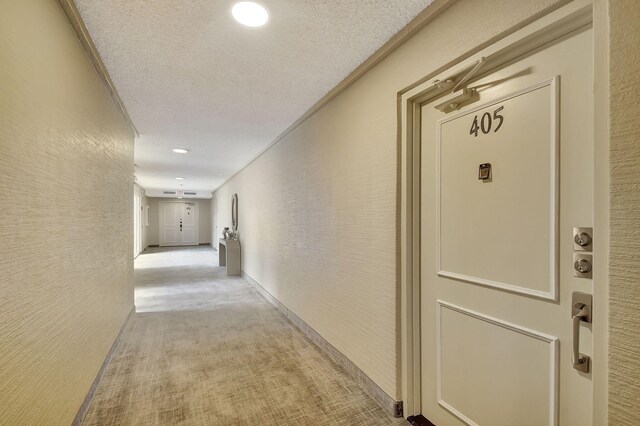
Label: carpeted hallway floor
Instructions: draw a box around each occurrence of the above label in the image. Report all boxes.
[82,246,407,425]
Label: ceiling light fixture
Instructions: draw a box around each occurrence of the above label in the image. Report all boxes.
[172,148,190,154]
[232,2,269,27]
[176,177,185,180]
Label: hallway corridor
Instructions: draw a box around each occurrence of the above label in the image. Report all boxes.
[81,247,405,425]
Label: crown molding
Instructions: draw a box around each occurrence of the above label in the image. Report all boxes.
[214,0,457,192]
[57,0,139,137]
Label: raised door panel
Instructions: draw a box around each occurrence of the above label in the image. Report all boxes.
[437,81,557,299]
[160,203,180,246]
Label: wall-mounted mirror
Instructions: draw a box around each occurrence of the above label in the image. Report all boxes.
[231,193,238,232]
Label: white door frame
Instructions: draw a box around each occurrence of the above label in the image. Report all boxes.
[399,2,609,422]
[159,200,200,246]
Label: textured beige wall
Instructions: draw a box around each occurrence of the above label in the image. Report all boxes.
[608,1,640,424]
[145,198,212,246]
[214,0,566,399]
[198,199,212,244]
[0,1,135,424]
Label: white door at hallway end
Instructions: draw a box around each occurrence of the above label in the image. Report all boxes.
[159,201,199,247]
[418,24,595,426]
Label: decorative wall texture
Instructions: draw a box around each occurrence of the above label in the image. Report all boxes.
[198,200,212,245]
[0,1,135,424]
[213,0,566,399]
[608,1,640,424]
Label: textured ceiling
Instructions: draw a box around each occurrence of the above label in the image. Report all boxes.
[74,0,434,198]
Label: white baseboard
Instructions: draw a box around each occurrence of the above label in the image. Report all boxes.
[241,271,403,418]
[72,308,134,425]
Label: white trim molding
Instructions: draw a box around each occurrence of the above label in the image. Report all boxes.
[72,308,134,426]
[241,272,404,418]
[57,0,138,137]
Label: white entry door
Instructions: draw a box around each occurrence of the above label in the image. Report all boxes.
[159,202,199,247]
[419,26,594,425]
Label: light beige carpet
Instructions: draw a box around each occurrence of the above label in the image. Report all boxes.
[82,246,406,425]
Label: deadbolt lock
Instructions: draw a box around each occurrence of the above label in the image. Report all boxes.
[574,232,591,247]
[573,254,593,278]
[573,227,593,251]
[575,258,592,273]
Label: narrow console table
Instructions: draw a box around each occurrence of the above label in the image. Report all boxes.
[218,238,241,276]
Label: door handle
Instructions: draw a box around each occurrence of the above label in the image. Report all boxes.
[180,220,183,232]
[572,306,589,371]
[571,292,592,373]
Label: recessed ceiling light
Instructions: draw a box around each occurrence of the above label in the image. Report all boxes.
[176,177,185,180]
[232,2,269,27]
[172,148,190,154]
